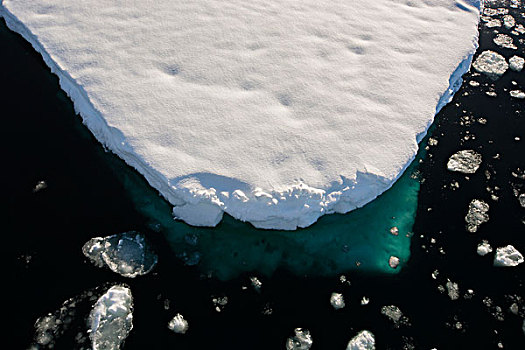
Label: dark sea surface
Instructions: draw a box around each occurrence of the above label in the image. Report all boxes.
[4,1,524,349]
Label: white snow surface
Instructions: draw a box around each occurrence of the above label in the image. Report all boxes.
[347,330,375,350]
[0,0,481,229]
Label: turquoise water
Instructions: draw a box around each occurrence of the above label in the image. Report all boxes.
[115,142,427,280]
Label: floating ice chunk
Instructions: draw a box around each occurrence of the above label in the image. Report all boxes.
[503,15,515,29]
[465,199,489,233]
[446,280,460,300]
[493,34,517,49]
[519,194,525,208]
[381,305,410,328]
[361,296,370,306]
[32,180,47,193]
[212,296,228,312]
[477,241,493,256]
[485,19,501,28]
[330,293,345,310]
[473,51,508,79]
[82,231,157,278]
[346,330,375,350]
[286,328,313,350]
[514,24,525,35]
[447,150,482,174]
[510,90,525,99]
[494,245,524,267]
[250,276,262,291]
[167,314,189,334]
[509,56,524,72]
[89,286,133,350]
[389,256,400,269]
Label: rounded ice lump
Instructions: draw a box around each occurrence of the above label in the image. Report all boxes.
[346,330,375,350]
[82,231,157,278]
[0,0,481,229]
[447,150,482,174]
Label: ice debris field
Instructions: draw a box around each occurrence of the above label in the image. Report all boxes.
[1,0,481,230]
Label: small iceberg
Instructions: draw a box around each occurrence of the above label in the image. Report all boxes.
[509,56,524,71]
[82,231,157,278]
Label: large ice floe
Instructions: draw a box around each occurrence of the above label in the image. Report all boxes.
[1,0,481,229]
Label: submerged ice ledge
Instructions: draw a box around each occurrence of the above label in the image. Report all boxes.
[1,1,481,230]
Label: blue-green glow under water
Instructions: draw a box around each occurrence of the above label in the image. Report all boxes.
[118,141,428,280]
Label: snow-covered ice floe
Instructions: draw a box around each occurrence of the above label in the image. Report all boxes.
[82,231,157,278]
[89,286,133,350]
[447,150,482,174]
[167,313,189,334]
[0,0,481,229]
[465,199,489,233]
[472,51,508,79]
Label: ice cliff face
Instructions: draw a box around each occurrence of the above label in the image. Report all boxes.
[0,0,481,229]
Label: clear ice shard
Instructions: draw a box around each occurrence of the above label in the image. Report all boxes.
[82,231,157,278]
[89,286,133,350]
[0,0,481,229]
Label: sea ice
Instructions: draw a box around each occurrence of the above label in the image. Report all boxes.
[346,330,375,350]
[509,56,524,72]
[447,150,482,174]
[477,240,493,256]
[167,314,189,334]
[446,280,460,300]
[519,193,525,208]
[388,256,400,269]
[493,245,524,267]
[89,286,133,350]
[0,0,482,229]
[381,305,410,327]
[472,51,508,79]
[502,15,515,29]
[82,231,157,278]
[485,19,501,28]
[286,328,313,350]
[330,292,345,310]
[493,34,517,50]
[465,199,489,233]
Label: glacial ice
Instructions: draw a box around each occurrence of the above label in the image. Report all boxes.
[473,51,508,79]
[346,330,375,350]
[167,314,189,334]
[465,199,489,233]
[509,56,524,72]
[0,0,481,229]
[493,245,524,267]
[89,286,133,350]
[447,150,482,174]
[82,231,157,278]
[286,328,313,350]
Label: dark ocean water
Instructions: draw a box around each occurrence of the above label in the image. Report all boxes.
[4,1,524,349]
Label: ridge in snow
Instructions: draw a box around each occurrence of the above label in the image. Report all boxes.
[1,0,481,229]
